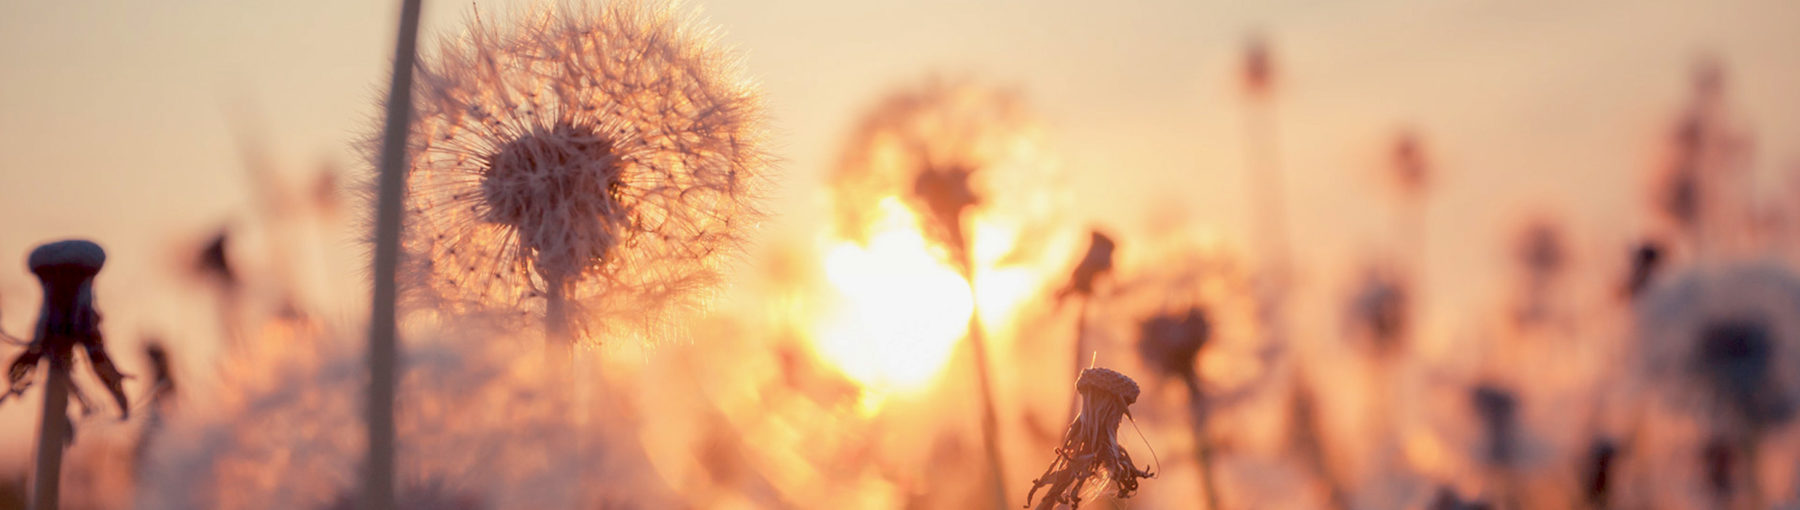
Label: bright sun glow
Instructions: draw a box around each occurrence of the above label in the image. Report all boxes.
[814,198,973,393]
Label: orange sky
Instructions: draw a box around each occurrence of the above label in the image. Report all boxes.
[2,0,1799,461]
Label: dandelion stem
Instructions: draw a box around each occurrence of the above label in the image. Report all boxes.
[1065,297,1089,427]
[29,356,69,510]
[962,260,1010,509]
[1181,372,1223,510]
[544,276,572,353]
[365,0,424,508]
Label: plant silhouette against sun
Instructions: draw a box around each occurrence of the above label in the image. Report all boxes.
[395,2,769,349]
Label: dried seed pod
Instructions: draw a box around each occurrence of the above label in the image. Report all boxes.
[1026,367,1154,510]
[4,240,129,419]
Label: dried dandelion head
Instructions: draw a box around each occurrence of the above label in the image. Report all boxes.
[1059,230,1116,301]
[1637,261,1800,432]
[3,240,130,418]
[394,2,769,344]
[1026,367,1154,510]
[830,77,1044,271]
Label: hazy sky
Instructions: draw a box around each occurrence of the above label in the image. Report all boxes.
[1,0,1798,439]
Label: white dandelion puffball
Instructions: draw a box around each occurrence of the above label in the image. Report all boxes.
[395,2,770,344]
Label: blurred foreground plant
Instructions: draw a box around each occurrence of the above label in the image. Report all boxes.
[1,240,129,510]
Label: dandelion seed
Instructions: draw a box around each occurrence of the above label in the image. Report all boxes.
[1026,367,1154,510]
[393,2,769,347]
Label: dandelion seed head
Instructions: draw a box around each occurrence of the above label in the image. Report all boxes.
[1637,261,1800,430]
[829,77,1048,265]
[29,239,106,281]
[389,1,770,344]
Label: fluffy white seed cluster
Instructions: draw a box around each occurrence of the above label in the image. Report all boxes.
[395,1,769,344]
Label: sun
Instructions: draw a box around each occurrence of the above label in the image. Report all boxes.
[813,197,974,394]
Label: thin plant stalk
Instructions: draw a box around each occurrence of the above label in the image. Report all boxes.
[1066,297,1090,426]
[1180,372,1223,510]
[29,356,69,510]
[364,0,424,508]
[1242,86,1291,285]
[961,257,1010,510]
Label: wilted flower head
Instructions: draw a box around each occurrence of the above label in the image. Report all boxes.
[829,77,1046,269]
[1026,367,1154,510]
[1636,261,1800,431]
[395,2,769,344]
[1059,230,1116,301]
[2,239,129,419]
[193,228,237,289]
[1135,306,1209,381]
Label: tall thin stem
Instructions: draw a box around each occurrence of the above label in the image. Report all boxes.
[963,257,1010,509]
[1243,96,1291,283]
[365,0,424,509]
[1065,297,1090,427]
[544,276,573,355]
[1182,373,1223,510]
[29,356,69,510]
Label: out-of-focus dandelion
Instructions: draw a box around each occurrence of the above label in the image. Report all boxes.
[1651,56,1750,255]
[1240,32,1274,99]
[1636,260,1800,507]
[0,240,129,510]
[1390,130,1431,201]
[1060,231,1116,423]
[1624,240,1664,300]
[1135,306,1222,510]
[1470,384,1519,468]
[1512,218,1568,326]
[1347,263,1411,356]
[396,2,769,350]
[1026,367,1154,510]
[1235,30,1292,294]
[830,77,1044,506]
[1057,231,1115,303]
